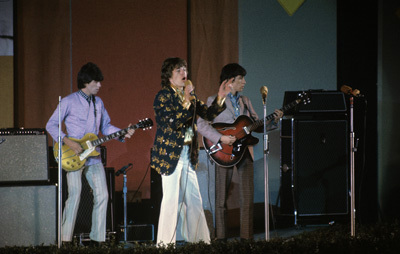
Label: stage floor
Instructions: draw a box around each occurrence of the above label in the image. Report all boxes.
[224,224,329,241]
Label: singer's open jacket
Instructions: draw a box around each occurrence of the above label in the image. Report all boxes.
[150,85,226,176]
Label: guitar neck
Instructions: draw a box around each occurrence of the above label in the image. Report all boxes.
[91,125,137,147]
[248,99,301,132]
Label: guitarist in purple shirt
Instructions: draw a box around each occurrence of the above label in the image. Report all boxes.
[197,63,283,241]
[46,62,135,246]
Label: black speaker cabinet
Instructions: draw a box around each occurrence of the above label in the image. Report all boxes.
[0,184,57,247]
[61,167,115,236]
[0,129,49,182]
[283,90,347,116]
[280,119,349,218]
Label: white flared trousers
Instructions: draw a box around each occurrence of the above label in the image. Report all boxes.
[157,146,210,245]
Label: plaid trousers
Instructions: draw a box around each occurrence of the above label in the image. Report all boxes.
[215,149,254,239]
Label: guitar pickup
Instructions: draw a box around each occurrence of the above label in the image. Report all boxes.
[79,148,94,161]
[243,126,250,135]
[208,142,222,155]
[79,140,95,161]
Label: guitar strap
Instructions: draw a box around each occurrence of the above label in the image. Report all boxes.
[241,96,255,122]
[90,96,99,135]
[240,96,256,161]
[92,96,96,118]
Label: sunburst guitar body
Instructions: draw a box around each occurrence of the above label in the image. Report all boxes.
[203,92,310,167]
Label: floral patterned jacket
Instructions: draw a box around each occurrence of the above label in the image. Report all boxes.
[150,85,226,176]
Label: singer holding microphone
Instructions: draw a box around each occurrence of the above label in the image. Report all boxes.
[197,63,283,241]
[150,57,232,245]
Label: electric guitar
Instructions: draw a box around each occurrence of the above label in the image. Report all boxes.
[202,92,310,167]
[54,118,153,171]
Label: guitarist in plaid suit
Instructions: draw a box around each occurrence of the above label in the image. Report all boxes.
[197,63,283,241]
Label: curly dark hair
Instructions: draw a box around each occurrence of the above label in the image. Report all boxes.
[219,63,247,84]
[77,62,104,89]
[160,57,187,87]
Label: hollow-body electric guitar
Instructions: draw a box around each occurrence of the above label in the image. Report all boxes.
[54,118,153,171]
[202,92,310,167]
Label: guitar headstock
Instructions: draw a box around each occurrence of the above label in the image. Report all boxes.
[136,118,153,130]
[296,91,311,105]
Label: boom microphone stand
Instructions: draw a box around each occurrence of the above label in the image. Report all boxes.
[115,163,133,248]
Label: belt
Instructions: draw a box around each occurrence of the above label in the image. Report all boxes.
[183,140,192,146]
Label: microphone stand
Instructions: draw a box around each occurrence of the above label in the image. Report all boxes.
[262,97,270,241]
[57,96,62,248]
[118,164,134,248]
[350,97,356,236]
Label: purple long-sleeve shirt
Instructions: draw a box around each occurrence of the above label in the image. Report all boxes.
[46,91,120,166]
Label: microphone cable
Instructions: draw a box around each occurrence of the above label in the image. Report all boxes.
[169,85,199,244]
[126,162,151,203]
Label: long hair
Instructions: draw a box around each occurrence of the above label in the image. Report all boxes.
[160,57,187,87]
[77,62,104,89]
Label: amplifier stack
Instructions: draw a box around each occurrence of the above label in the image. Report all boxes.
[0,128,56,247]
[279,90,350,226]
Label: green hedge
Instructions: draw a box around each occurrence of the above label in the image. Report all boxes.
[1,222,399,254]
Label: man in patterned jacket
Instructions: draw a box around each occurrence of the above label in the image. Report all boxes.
[150,57,232,245]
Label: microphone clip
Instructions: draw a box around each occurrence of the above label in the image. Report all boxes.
[115,163,133,176]
[340,85,364,97]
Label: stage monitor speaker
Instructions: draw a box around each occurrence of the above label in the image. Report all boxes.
[0,129,49,182]
[61,167,115,235]
[280,119,349,216]
[0,185,57,247]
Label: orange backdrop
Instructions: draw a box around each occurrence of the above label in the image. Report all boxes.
[15,0,237,198]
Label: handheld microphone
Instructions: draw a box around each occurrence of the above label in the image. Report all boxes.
[260,86,268,104]
[184,80,196,96]
[115,163,133,176]
[184,80,196,101]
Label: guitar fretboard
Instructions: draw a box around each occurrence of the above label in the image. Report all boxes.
[91,125,137,146]
[248,99,301,132]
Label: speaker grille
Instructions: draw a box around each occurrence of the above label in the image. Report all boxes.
[280,119,349,216]
[0,130,49,182]
[0,185,57,247]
